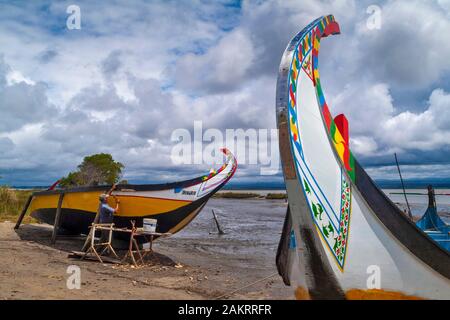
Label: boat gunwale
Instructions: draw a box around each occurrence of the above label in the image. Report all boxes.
[31,151,237,197]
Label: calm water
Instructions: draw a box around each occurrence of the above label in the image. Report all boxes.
[163,188,449,262]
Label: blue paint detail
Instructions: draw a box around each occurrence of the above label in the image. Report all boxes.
[174,187,183,193]
[296,159,339,232]
[289,230,297,249]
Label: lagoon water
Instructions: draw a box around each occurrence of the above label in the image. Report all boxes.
[158,188,449,295]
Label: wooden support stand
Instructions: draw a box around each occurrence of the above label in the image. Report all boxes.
[82,223,119,263]
[51,193,65,244]
[14,195,33,230]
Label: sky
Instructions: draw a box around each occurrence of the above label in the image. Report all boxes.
[0,0,450,186]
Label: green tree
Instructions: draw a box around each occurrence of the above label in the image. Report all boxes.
[60,153,124,188]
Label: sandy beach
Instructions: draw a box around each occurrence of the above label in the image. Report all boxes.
[1,189,448,300]
[0,198,293,300]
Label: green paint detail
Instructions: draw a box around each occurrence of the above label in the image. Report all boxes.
[303,179,311,194]
[312,203,323,220]
[348,151,356,183]
[327,223,334,235]
[330,120,337,143]
[322,225,329,238]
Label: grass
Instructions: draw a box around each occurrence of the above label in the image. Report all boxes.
[265,193,287,200]
[0,187,36,223]
[213,192,287,200]
[213,192,262,199]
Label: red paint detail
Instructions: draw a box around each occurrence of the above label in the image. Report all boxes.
[322,103,332,130]
[334,114,349,145]
[47,180,60,191]
[322,21,340,38]
[334,114,352,172]
[289,85,296,105]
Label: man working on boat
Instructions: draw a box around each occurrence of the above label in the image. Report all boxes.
[99,194,120,224]
[99,185,120,242]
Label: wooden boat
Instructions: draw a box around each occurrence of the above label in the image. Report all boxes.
[275,15,450,299]
[416,188,450,251]
[15,148,237,235]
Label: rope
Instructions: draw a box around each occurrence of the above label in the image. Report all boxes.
[214,272,279,300]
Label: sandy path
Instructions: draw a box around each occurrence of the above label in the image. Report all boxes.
[0,222,293,300]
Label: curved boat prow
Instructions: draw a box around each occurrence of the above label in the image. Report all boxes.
[276,15,450,299]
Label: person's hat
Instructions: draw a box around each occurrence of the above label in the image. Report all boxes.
[99,194,108,202]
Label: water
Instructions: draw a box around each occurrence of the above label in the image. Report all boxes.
[163,198,287,268]
[161,188,449,270]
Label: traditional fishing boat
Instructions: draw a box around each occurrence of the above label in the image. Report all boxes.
[276,15,450,299]
[15,148,237,235]
[416,187,450,251]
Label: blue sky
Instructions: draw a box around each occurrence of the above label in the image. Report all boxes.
[0,0,450,186]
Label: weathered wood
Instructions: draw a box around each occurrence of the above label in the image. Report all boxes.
[51,193,65,244]
[212,209,225,235]
[14,195,33,230]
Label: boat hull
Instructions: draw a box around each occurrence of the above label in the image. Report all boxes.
[31,195,208,235]
[275,15,450,299]
[22,148,237,237]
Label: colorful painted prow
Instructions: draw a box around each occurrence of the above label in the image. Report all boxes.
[276,15,450,299]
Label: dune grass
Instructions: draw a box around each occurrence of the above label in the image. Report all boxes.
[213,191,287,200]
[265,193,287,200]
[0,187,36,223]
[213,192,262,199]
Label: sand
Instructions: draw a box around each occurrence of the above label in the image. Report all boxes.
[0,221,293,300]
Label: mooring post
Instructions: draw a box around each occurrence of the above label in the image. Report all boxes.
[14,195,33,230]
[212,209,225,235]
[51,192,65,244]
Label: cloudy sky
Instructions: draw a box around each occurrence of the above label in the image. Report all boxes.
[0,0,449,186]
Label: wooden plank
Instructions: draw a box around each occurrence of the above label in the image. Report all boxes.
[51,193,65,244]
[14,195,33,230]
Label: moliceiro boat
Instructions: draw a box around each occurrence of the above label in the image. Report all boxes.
[416,187,450,252]
[15,148,237,235]
[275,15,450,299]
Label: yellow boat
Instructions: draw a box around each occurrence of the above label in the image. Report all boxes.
[15,148,237,235]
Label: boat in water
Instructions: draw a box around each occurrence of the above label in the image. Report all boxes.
[416,187,450,251]
[15,148,237,235]
[275,15,450,299]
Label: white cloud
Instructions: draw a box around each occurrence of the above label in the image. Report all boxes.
[0,0,450,185]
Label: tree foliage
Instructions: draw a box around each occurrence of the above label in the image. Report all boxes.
[60,153,124,188]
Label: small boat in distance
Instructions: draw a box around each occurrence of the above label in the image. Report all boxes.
[416,186,450,251]
[15,148,237,236]
[275,15,450,299]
